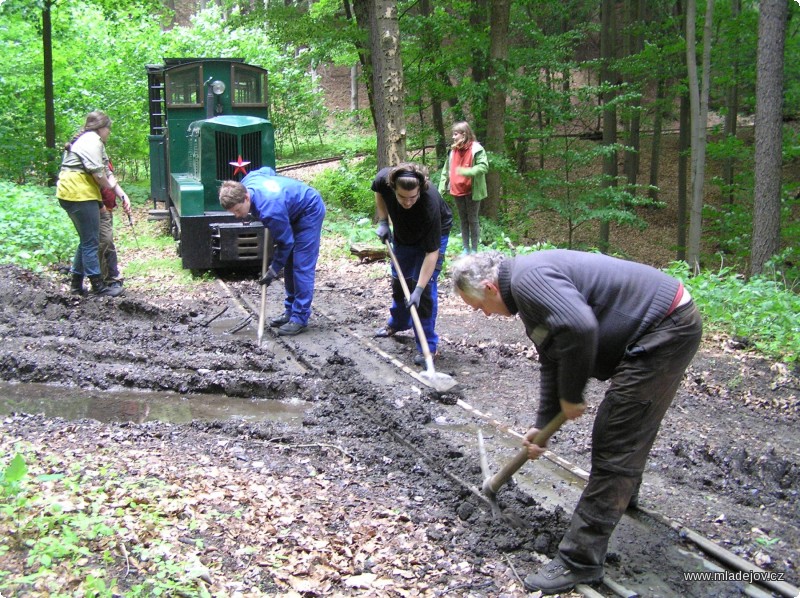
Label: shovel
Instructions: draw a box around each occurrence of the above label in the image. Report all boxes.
[383,240,458,393]
[257,230,270,346]
[481,411,568,500]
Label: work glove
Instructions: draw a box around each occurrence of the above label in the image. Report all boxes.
[376,219,392,243]
[405,285,424,310]
[258,267,278,286]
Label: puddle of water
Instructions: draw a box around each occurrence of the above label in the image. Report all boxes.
[0,381,309,425]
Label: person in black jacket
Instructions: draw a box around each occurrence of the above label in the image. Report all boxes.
[451,249,703,595]
[372,163,453,366]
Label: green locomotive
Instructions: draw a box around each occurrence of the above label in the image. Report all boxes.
[147,58,276,270]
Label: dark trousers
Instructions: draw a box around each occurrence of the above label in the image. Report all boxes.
[386,234,449,354]
[452,194,480,254]
[559,302,703,570]
[59,199,101,278]
[99,210,120,282]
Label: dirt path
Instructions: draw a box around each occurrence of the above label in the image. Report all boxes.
[0,237,798,596]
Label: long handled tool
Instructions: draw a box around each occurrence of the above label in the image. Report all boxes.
[481,411,568,500]
[126,212,141,249]
[384,240,458,393]
[257,232,270,346]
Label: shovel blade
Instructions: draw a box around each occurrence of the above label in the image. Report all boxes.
[419,369,458,393]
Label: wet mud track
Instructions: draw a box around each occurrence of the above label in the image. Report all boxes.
[1,261,799,596]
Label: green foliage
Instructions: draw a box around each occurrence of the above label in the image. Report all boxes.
[309,154,378,216]
[0,182,75,271]
[0,447,213,597]
[665,261,800,364]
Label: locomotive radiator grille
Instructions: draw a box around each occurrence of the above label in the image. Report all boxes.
[240,132,263,172]
[215,131,239,181]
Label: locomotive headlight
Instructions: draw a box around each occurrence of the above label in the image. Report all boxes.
[211,80,226,95]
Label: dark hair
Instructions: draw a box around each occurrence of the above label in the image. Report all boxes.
[387,162,429,192]
[64,110,112,151]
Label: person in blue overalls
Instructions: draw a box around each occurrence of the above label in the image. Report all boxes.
[219,167,326,336]
[372,162,453,366]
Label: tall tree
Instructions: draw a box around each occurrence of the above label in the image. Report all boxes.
[43,0,56,184]
[750,0,787,277]
[353,0,406,167]
[598,0,617,252]
[685,0,713,271]
[483,0,510,220]
[722,0,741,205]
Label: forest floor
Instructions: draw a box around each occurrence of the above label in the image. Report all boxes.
[1,67,799,597]
[0,221,798,596]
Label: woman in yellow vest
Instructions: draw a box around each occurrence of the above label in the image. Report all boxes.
[56,111,128,297]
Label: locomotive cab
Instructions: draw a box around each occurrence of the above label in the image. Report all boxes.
[147,58,276,270]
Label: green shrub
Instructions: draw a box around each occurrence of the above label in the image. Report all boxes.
[666,261,800,364]
[310,153,377,216]
[0,182,75,272]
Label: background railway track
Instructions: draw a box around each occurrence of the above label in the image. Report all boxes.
[218,272,800,598]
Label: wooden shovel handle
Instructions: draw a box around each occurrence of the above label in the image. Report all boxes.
[384,240,435,367]
[483,411,568,496]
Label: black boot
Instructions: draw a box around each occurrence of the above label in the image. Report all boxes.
[70,274,86,296]
[89,275,124,297]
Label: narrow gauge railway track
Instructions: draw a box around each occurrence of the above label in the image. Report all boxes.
[217,276,799,598]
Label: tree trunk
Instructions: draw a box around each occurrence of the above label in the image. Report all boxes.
[722,0,740,205]
[43,1,56,185]
[686,0,714,271]
[648,79,665,203]
[750,0,786,277]
[347,0,377,130]
[353,0,406,168]
[677,91,690,262]
[623,0,645,191]
[420,0,447,162]
[599,0,617,253]
[350,64,359,112]
[483,0,510,221]
[470,0,489,140]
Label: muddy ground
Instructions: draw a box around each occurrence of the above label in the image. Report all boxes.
[0,234,799,596]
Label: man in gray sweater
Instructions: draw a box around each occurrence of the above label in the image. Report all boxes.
[451,250,702,595]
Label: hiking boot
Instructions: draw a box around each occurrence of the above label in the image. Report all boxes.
[374,325,397,338]
[70,274,87,296]
[523,556,603,595]
[89,275,124,298]
[277,321,306,336]
[413,351,438,367]
[269,313,291,328]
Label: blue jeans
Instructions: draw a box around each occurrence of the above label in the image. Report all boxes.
[386,234,450,354]
[59,199,101,278]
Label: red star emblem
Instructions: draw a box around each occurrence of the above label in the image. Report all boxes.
[229,155,251,177]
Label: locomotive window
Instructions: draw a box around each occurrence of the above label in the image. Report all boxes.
[166,64,203,107]
[232,65,268,107]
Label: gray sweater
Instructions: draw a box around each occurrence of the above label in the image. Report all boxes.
[497,250,680,428]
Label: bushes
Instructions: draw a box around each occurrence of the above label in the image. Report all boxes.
[666,261,800,364]
[0,182,75,272]
[309,154,377,216]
